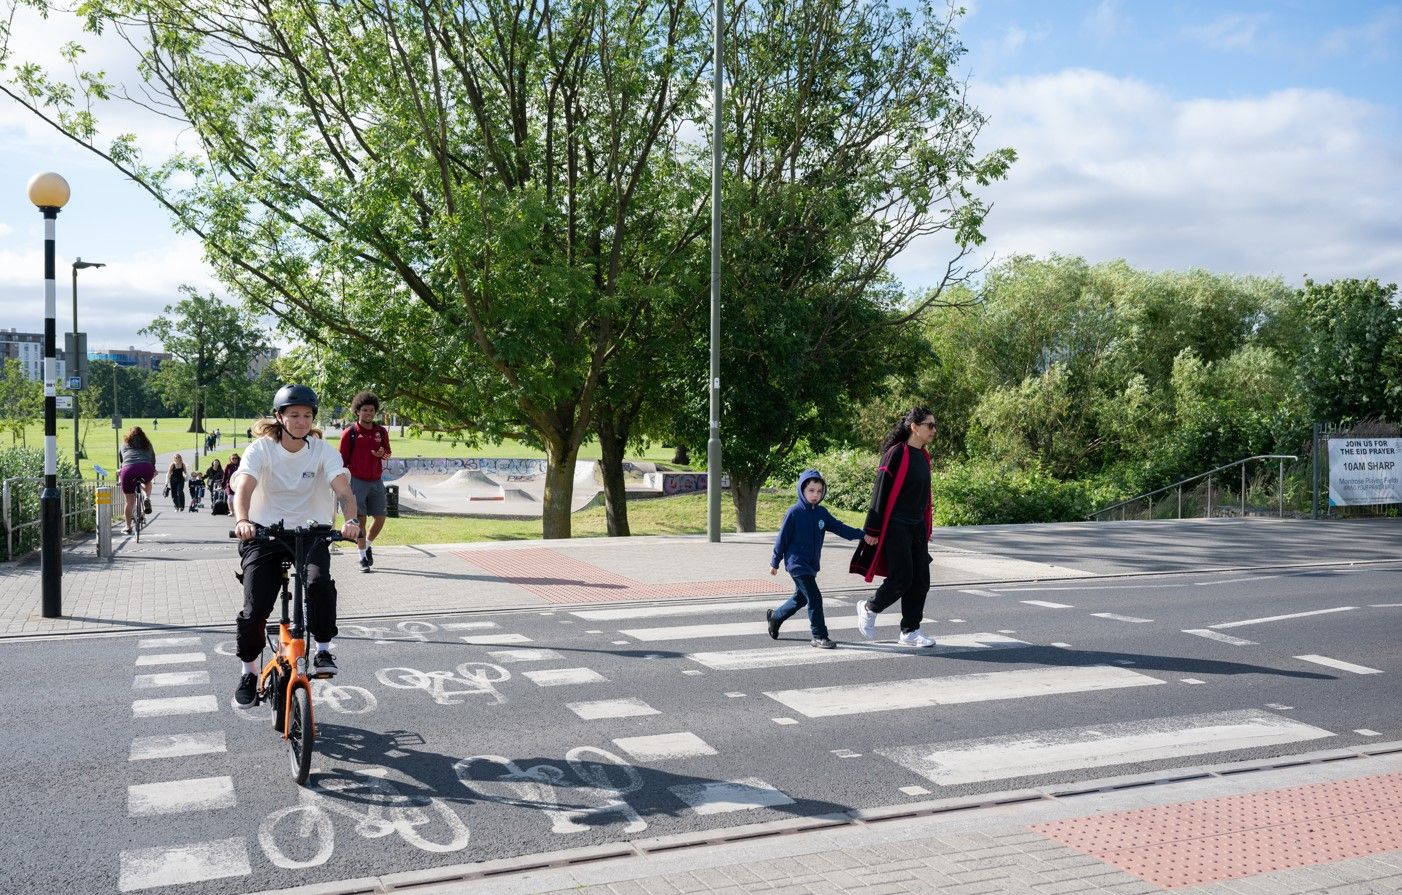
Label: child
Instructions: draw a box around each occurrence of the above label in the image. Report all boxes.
[767,469,864,648]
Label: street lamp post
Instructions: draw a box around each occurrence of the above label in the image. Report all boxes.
[28,171,71,618]
[707,0,724,542]
[72,258,105,475]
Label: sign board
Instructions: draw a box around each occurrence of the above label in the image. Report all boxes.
[67,376,82,390]
[56,395,74,410]
[1328,437,1402,506]
[112,415,122,430]
[63,332,89,380]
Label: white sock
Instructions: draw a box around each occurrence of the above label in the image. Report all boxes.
[359,547,367,557]
[242,660,258,674]
[316,641,332,654]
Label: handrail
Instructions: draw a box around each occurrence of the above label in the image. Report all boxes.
[1088,454,1299,521]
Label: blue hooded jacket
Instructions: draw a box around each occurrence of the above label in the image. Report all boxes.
[770,469,865,578]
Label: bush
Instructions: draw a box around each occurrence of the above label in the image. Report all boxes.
[0,446,81,560]
[778,447,878,513]
[932,458,1109,525]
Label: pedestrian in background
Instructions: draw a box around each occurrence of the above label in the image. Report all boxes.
[767,469,865,648]
[338,391,392,571]
[222,452,241,498]
[167,454,188,512]
[855,407,937,647]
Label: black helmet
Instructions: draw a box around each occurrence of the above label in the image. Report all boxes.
[272,383,319,414]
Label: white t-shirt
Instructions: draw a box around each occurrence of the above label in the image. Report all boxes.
[232,435,349,527]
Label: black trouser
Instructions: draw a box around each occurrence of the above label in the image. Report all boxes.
[868,519,931,633]
[235,538,339,662]
[170,478,185,510]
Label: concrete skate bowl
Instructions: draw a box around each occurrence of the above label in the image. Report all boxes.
[383,457,696,519]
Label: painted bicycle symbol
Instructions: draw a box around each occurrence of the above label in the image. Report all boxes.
[339,620,441,643]
[456,746,646,835]
[258,769,470,868]
[375,662,511,706]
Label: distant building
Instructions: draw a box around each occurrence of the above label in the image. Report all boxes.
[90,346,170,371]
[0,329,67,381]
[248,347,280,378]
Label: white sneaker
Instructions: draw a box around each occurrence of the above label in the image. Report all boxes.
[856,601,878,640]
[898,629,935,648]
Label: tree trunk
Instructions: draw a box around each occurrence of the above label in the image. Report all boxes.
[541,437,581,539]
[731,476,761,533]
[671,444,689,465]
[597,415,631,537]
[187,399,206,434]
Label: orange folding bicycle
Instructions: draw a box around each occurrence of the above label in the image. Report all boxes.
[232,522,349,785]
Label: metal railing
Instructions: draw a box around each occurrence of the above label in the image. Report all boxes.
[1,477,99,561]
[1088,455,1299,522]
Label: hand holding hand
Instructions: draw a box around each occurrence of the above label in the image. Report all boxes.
[863,534,878,546]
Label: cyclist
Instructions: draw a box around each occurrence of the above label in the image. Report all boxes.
[118,425,157,535]
[230,384,360,706]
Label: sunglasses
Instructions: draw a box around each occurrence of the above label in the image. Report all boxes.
[916,420,937,430]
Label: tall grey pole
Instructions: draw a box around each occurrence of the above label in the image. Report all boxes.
[706,0,724,542]
[71,258,105,475]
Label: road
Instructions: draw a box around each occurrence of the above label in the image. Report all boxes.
[3,560,1399,894]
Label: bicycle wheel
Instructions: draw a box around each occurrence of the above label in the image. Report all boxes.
[287,683,315,785]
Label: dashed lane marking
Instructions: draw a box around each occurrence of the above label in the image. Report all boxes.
[1294,654,1383,675]
[129,731,227,762]
[118,837,251,892]
[132,695,219,718]
[128,776,236,816]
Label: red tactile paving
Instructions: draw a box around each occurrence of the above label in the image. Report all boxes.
[1031,772,1402,889]
[452,548,789,604]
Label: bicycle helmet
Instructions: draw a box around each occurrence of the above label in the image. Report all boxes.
[272,383,319,414]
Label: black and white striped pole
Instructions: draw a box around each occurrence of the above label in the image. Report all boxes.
[28,171,71,618]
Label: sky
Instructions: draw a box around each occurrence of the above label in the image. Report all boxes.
[1,0,1399,352]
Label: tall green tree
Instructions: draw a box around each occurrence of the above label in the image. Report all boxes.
[2,0,709,538]
[1290,278,1402,424]
[141,287,271,432]
[680,0,1013,530]
[0,358,41,445]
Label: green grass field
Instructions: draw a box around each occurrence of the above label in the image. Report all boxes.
[360,491,865,544]
[7,416,683,481]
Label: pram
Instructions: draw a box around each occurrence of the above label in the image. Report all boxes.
[210,482,230,516]
[188,477,206,512]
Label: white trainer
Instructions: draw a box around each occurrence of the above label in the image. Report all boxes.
[898,628,935,648]
[856,601,878,639]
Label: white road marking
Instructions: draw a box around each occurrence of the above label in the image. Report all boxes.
[566,698,660,720]
[832,749,862,758]
[133,670,210,689]
[668,778,795,815]
[132,695,219,718]
[772,717,798,725]
[129,731,227,762]
[138,636,202,648]
[620,614,925,642]
[118,837,251,892]
[1294,654,1383,675]
[996,583,1189,592]
[900,785,931,796]
[767,666,1164,718]
[572,600,773,620]
[725,692,746,698]
[960,589,1000,597]
[441,622,499,630]
[521,667,607,687]
[486,648,563,662]
[686,633,1030,671]
[1021,600,1073,609]
[1050,642,1072,648]
[585,629,603,634]
[135,652,206,666]
[460,633,532,645]
[1181,678,1206,685]
[879,710,1333,785]
[1195,576,1279,586]
[1209,606,1356,629]
[613,732,718,761]
[128,776,236,816]
[1183,629,1257,646]
[612,640,629,645]
[1357,729,1381,736]
[682,669,704,676]
[1370,604,1402,608]
[1091,613,1153,623]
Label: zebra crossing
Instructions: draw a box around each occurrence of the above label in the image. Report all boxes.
[101,591,1388,893]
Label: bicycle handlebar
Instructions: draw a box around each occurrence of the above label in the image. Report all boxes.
[228,522,353,543]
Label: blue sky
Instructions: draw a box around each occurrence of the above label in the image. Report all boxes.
[1,0,1399,350]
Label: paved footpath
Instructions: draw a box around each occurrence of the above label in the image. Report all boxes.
[3,477,1401,894]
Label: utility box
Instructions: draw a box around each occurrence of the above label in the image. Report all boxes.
[384,484,400,518]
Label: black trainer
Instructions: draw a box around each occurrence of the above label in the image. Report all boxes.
[766,608,781,640]
[364,544,374,568]
[235,672,258,706]
[359,552,371,571]
[143,497,153,515]
[811,637,836,649]
[312,651,338,678]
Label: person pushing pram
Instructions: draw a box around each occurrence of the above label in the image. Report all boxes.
[187,475,206,512]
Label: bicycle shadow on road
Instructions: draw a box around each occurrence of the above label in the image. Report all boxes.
[311,723,851,829]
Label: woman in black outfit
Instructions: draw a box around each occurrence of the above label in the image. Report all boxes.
[855,407,937,647]
[167,454,188,511]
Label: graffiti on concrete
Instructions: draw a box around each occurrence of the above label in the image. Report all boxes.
[384,457,548,480]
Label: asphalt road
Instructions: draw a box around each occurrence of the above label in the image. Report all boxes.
[4,560,1400,894]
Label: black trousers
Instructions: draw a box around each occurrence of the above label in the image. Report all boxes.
[868,519,931,633]
[235,538,339,662]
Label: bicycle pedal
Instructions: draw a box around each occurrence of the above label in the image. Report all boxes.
[311,670,336,680]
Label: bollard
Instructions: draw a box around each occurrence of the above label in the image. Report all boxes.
[95,486,113,558]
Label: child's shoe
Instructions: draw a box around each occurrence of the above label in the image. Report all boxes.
[766,609,781,640]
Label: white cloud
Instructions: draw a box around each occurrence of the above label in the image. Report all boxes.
[1318,6,1402,61]
[890,69,1402,291]
[1082,0,1123,40]
[1182,13,1270,51]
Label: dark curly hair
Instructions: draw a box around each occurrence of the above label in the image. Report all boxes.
[878,407,935,456]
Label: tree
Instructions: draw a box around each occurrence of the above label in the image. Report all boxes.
[3,0,709,538]
[0,359,41,445]
[1291,278,1402,424]
[140,287,270,432]
[677,0,1013,530]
